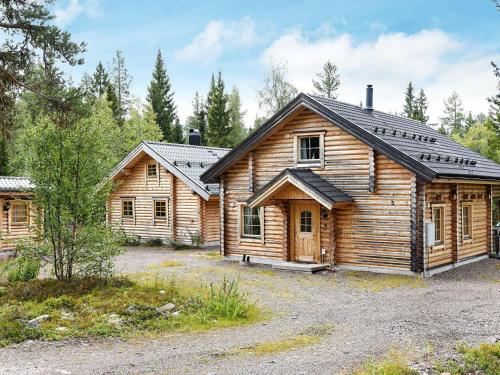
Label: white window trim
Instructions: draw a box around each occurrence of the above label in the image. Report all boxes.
[431,203,445,248]
[293,132,325,168]
[462,202,473,242]
[238,203,264,244]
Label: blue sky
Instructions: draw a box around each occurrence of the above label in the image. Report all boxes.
[55,0,500,127]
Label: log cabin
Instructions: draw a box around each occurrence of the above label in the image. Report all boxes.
[0,176,36,253]
[107,131,230,246]
[201,86,500,276]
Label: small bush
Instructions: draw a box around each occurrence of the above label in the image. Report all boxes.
[354,352,418,375]
[437,342,500,375]
[201,277,250,320]
[123,234,141,246]
[189,231,202,248]
[146,238,164,247]
[169,240,191,250]
[6,258,40,282]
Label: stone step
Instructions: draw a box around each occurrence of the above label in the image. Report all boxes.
[271,261,330,273]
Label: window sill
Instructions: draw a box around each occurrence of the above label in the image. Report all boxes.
[239,236,262,243]
[296,161,322,168]
[11,223,28,226]
[463,238,473,244]
[431,244,445,251]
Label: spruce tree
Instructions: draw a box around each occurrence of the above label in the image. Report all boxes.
[227,86,247,147]
[186,92,207,145]
[171,117,185,144]
[206,72,230,147]
[147,49,177,141]
[440,91,465,136]
[106,84,121,125]
[414,89,429,124]
[403,82,416,119]
[487,62,500,133]
[90,62,110,97]
[312,60,341,99]
[110,50,132,125]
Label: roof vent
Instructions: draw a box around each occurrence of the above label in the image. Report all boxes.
[365,84,374,112]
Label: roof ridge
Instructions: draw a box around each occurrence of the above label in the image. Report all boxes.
[143,141,231,151]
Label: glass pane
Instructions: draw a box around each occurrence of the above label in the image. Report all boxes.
[147,164,157,176]
[299,137,320,160]
[155,201,166,217]
[300,211,312,232]
[243,207,261,236]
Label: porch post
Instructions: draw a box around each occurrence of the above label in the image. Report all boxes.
[279,201,289,261]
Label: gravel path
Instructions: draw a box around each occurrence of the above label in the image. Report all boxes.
[1,247,499,375]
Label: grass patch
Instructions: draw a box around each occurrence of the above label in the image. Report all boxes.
[436,342,500,375]
[0,275,261,347]
[353,351,418,375]
[146,260,184,269]
[198,250,223,260]
[346,271,426,292]
[240,323,333,355]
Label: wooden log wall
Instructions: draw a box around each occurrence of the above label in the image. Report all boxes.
[223,108,414,269]
[202,197,221,244]
[0,194,36,251]
[174,175,201,243]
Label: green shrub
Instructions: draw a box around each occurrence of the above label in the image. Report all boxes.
[123,234,141,246]
[7,258,40,282]
[189,231,202,248]
[146,238,164,247]
[201,277,250,320]
[169,239,191,250]
[438,342,500,375]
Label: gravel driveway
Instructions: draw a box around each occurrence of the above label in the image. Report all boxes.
[1,247,499,375]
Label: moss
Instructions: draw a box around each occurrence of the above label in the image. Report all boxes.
[354,351,419,375]
[346,271,426,292]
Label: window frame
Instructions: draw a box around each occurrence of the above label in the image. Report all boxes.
[239,204,264,241]
[462,202,473,241]
[298,136,321,162]
[293,131,325,168]
[153,199,168,220]
[121,198,135,219]
[11,202,29,226]
[431,204,445,247]
[300,210,312,233]
[146,163,158,178]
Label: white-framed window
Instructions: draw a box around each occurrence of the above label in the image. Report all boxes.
[11,202,29,225]
[121,199,134,218]
[462,203,473,240]
[299,136,321,161]
[154,200,167,219]
[432,205,445,246]
[147,163,157,177]
[240,205,263,238]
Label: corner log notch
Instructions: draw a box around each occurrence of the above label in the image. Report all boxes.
[368,147,376,193]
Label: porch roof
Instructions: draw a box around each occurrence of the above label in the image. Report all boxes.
[247,168,353,209]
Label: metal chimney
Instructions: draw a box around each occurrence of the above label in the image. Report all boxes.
[365,84,374,112]
[188,129,201,146]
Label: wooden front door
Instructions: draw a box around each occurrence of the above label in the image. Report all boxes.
[293,202,320,263]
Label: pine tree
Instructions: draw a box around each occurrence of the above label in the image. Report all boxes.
[171,117,185,144]
[206,72,230,147]
[106,84,121,125]
[414,89,429,124]
[464,111,475,133]
[487,62,500,133]
[186,92,207,145]
[440,91,465,136]
[110,50,132,125]
[227,86,247,147]
[403,82,416,119]
[90,62,110,97]
[312,60,340,99]
[147,49,177,141]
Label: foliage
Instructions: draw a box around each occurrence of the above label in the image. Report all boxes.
[437,342,500,375]
[19,93,122,282]
[242,334,320,355]
[122,234,141,246]
[227,86,248,147]
[119,103,162,157]
[147,238,164,247]
[189,231,202,248]
[201,277,250,320]
[440,91,465,136]
[206,72,230,147]
[312,60,340,99]
[169,239,192,250]
[186,92,207,145]
[171,117,185,144]
[147,49,177,142]
[0,0,85,174]
[0,276,260,347]
[5,239,45,282]
[487,61,500,133]
[452,117,500,164]
[403,82,416,119]
[110,50,132,125]
[354,352,418,375]
[257,62,298,122]
[403,82,428,123]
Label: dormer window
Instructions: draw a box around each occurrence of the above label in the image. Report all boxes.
[147,163,157,177]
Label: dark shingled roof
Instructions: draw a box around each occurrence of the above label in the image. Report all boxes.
[0,176,33,192]
[201,93,500,183]
[144,142,230,195]
[248,168,352,208]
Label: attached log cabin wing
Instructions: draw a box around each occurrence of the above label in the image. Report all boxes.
[201,88,500,275]
[0,176,36,253]
[107,139,230,246]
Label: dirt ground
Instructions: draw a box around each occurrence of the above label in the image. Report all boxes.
[0,246,499,375]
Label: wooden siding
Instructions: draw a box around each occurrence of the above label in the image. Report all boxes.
[174,176,201,243]
[0,195,36,251]
[201,197,220,244]
[223,108,415,270]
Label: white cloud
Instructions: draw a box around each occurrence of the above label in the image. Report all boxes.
[175,17,256,62]
[258,28,497,124]
[54,0,100,27]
